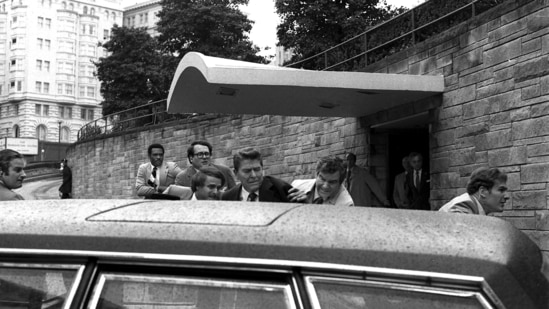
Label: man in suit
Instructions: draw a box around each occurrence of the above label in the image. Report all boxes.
[175,140,236,190]
[221,148,300,202]
[136,143,182,198]
[406,152,430,210]
[345,153,389,207]
[292,156,354,206]
[439,167,509,215]
[191,166,225,200]
[0,149,26,201]
[393,156,410,208]
[59,158,72,199]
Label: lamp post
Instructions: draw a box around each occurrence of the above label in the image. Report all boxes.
[58,120,62,161]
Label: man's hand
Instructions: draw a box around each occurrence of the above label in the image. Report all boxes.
[288,187,308,202]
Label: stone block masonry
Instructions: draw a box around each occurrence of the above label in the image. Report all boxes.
[360,0,549,254]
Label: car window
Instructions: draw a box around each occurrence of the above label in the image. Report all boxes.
[0,264,81,309]
[89,273,297,309]
[306,276,492,309]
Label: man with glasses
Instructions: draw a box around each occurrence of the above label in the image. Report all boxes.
[175,140,237,190]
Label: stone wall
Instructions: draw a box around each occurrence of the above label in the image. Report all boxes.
[362,0,549,255]
[68,114,371,199]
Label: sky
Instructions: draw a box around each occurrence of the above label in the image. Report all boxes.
[122,0,425,57]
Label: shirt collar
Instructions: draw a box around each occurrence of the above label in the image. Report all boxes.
[240,186,258,202]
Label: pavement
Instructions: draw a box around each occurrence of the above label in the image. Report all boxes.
[14,177,63,200]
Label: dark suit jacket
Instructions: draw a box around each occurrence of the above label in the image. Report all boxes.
[221,176,292,202]
[406,169,430,210]
[59,165,72,194]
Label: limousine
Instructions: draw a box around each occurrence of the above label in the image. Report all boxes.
[1,199,547,309]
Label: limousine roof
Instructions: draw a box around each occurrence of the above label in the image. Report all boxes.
[0,200,547,308]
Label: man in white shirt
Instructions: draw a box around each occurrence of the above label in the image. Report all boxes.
[136,143,182,198]
[292,156,354,206]
[439,167,509,215]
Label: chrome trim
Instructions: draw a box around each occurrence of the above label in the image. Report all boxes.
[305,276,495,309]
[0,262,85,309]
[88,272,297,309]
[87,272,107,309]
[1,247,502,307]
[291,275,305,309]
[0,248,486,284]
[64,265,85,309]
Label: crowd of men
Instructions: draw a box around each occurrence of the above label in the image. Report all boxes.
[0,144,510,216]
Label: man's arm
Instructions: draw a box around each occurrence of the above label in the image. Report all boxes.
[135,164,156,197]
[157,162,182,192]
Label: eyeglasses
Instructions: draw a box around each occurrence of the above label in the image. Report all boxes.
[194,152,211,158]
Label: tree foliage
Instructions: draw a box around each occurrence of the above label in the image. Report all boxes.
[276,0,406,65]
[94,25,173,116]
[157,0,266,63]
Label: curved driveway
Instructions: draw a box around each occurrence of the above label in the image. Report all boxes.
[14,177,62,200]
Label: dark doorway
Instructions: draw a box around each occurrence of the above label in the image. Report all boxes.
[387,128,429,207]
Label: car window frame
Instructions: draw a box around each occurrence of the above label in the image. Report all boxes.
[0,262,86,309]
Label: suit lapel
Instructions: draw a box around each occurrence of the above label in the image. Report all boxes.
[258,177,276,202]
[159,162,168,185]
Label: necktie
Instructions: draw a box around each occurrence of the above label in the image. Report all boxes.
[148,167,157,188]
[313,197,324,204]
[248,192,258,202]
[415,171,420,189]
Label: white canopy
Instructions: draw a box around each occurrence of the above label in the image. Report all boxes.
[167,52,444,118]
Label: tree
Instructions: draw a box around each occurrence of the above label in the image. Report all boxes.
[94,25,174,115]
[157,0,266,63]
[276,0,405,67]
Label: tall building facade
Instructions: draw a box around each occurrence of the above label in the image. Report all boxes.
[122,0,160,37]
[0,0,123,143]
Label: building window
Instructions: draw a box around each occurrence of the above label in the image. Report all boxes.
[60,106,72,119]
[36,125,47,140]
[35,104,49,116]
[44,82,49,93]
[103,29,109,40]
[81,108,95,120]
[17,81,22,91]
[35,81,42,92]
[61,127,70,142]
[45,39,51,50]
[86,86,95,98]
[38,17,43,28]
[37,38,43,49]
[13,125,19,138]
[83,6,87,14]
[44,61,50,72]
[89,25,96,35]
[45,18,51,29]
[36,60,42,70]
[65,84,73,95]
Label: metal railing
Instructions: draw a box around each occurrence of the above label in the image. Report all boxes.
[77,100,194,142]
[285,0,504,71]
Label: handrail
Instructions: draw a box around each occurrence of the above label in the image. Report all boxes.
[285,0,503,71]
[76,99,195,142]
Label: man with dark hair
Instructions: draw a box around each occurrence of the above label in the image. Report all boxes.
[191,166,226,200]
[136,143,182,198]
[345,152,389,207]
[0,149,26,200]
[175,140,236,190]
[393,156,411,208]
[439,167,509,215]
[221,148,301,202]
[406,152,430,210]
[292,156,354,206]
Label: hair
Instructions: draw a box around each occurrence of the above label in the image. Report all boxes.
[316,156,346,183]
[147,143,164,156]
[346,153,357,161]
[233,148,263,171]
[408,152,422,160]
[0,149,24,174]
[191,166,226,192]
[466,167,508,194]
[187,140,213,163]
